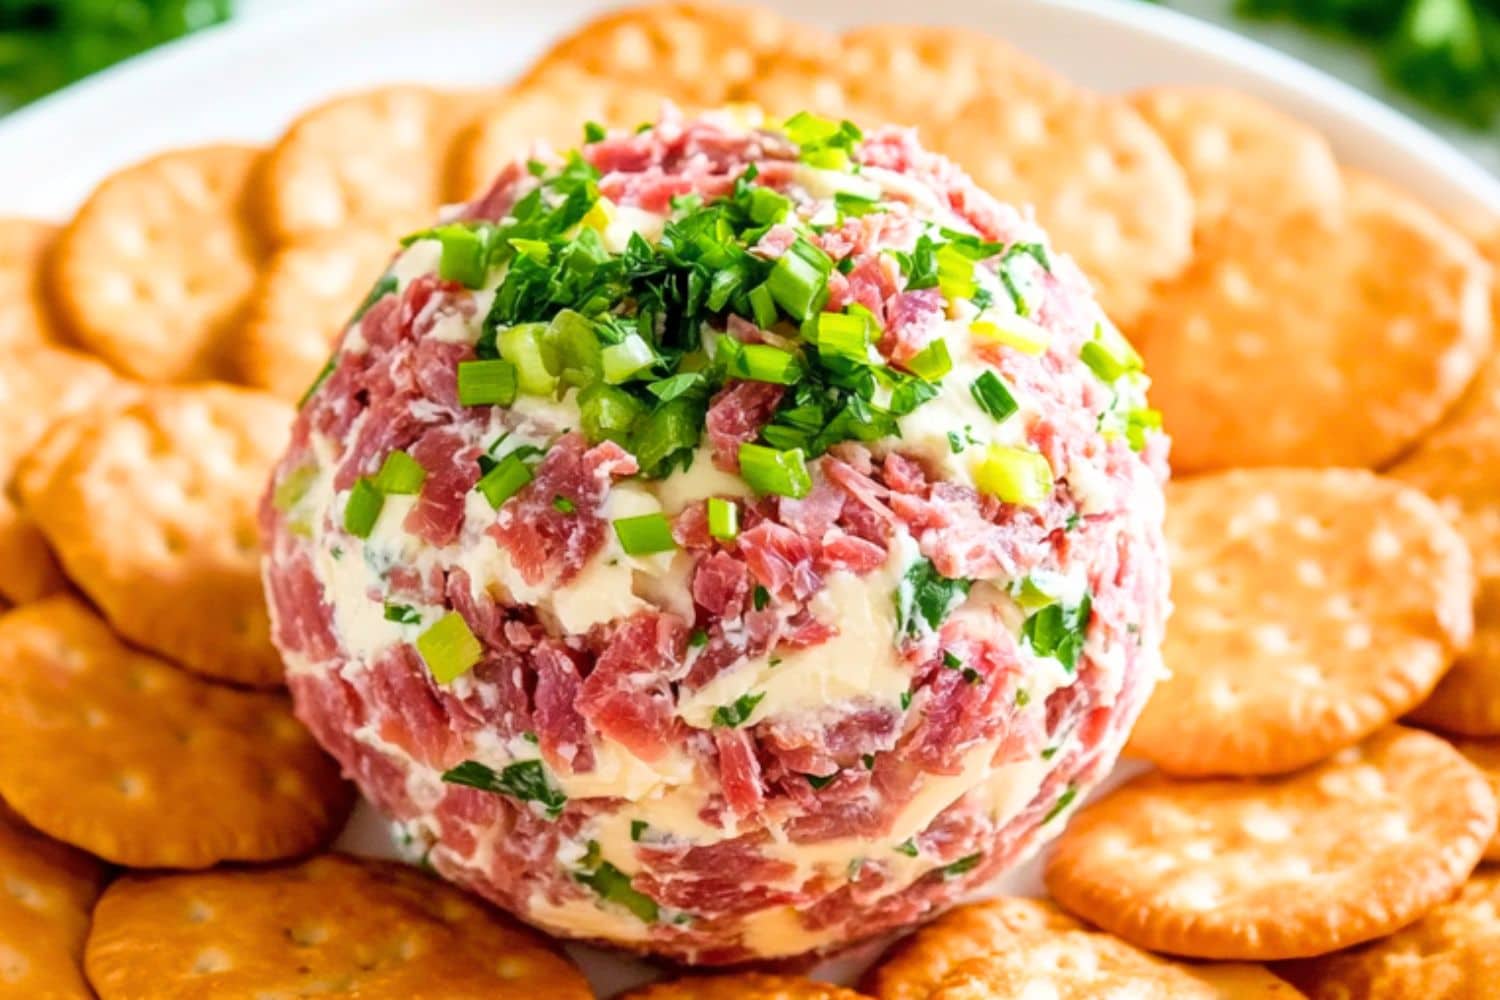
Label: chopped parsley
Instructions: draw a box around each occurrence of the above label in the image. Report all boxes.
[1021,592,1093,672]
[1043,785,1079,824]
[939,852,983,880]
[630,820,648,842]
[575,848,659,923]
[895,838,920,857]
[442,759,567,819]
[551,494,575,514]
[711,692,766,728]
[688,629,709,648]
[942,650,963,670]
[896,558,972,636]
[383,604,421,626]
[753,585,771,611]
[970,371,1019,422]
[805,772,838,790]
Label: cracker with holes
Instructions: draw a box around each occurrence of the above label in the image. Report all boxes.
[867,897,1297,1000]
[0,806,104,998]
[0,598,350,868]
[1391,386,1500,736]
[1045,727,1497,961]
[0,342,122,604]
[622,973,868,1000]
[233,228,392,399]
[1130,88,1343,233]
[256,86,491,245]
[17,383,292,686]
[931,80,1194,326]
[1135,169,1492,473]
[1130,468,1473,776]
[0,218,61,349]
[1275,868,1500,999]
[49,145,262,382]
[84,854,590,999]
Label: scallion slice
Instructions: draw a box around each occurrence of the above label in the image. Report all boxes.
[970,313,1051,355]
[765,239,832,322]
[739,443,812,499]
[811,311,870,363]
[747,282,778,329]
[747,186,791,225]
[498,323,560,396]
[374,450,427,495]
[973,445,1053,506]
[475,452,535,510]
[970,371,1019,422]
[343,478,384,538]
[602,333,657,384]
[613,513,677,555]
[722,338,804,385]
[579,383,645,446]
[935,243,977,301]
[905,339,953,381]
[457,358,519,407]
[707,497,740,540]
[548,310,603,388]
[1080,323,1145,382]
[430,224,492,289]
[416,611,483,683]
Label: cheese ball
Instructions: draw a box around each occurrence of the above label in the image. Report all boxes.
[261,110,1170,963]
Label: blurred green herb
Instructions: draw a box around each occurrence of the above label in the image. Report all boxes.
[1234,0,1500,127]
[0,0,232,113]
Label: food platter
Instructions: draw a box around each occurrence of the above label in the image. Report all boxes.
[2,1,1499,998]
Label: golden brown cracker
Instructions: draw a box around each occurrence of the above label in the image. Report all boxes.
[257,85,492,245]
[1044,727,1497,961]
[1130,87,1342,232]
[49,145,263,383]
[1450,737,1500,860]
[85,854,590,999]
[932,82,1194,326]
[922,934,1220,1000]
[622,973,868,1000]
[1135,170,1492,473]
[16,384,293,686]
[0,598,351,868]
[0,807,104,998]
[1186,964,1307,998]
[233,228,392,399]
[1130,468,1473,776]
[1392,383,1500,736]
[1275,868,1500,999]
[0,218,61,349]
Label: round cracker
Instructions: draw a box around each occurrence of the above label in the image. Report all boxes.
[1450,737,1500,860]
[1130,87,1343,232]
[233,228,393,399]
[1134,169,1492,473]
[1275,868,1500,999]
[622,973,866,1000]
[931,81,1194,326]
[1044,727,1498,961]
[256,85,499,245]
[0,218,61,349]
[0,598,350,868]
[923,933,1220,1000]
[1130,468,1474,776]
[16,384,293,686]
[0,807,104,998]
[49,145,262,383]
[85,853,589,999]
[1392,391,1500,736]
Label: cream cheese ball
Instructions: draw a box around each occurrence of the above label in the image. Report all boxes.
[260,109,1170,964]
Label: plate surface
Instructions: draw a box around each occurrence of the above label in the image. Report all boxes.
[3,0,1495,995]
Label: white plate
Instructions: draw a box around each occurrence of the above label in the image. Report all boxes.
[4,1,1496,995]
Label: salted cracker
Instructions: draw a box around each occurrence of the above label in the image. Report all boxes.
[0,218,61,349]
[622,973,868,1000]
[0,807,104,999]
[1130,468,1473,776]
[85,854,590,999]
[1045,727,1497,960]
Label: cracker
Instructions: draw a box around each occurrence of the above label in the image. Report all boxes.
[931,82,1194,326]
[1275,868,1500,999]
[0,218,60,349]
[49,145,262,382]
[1392,367,1500,736]
[622,973,867,1000]
[1130,87,1343,232]
[1134,169,1492,472]
[85,853,590,998]
[256,85,493,245]
[16,384,293,686]
[866,898,1297,1000]
[1450,738,1500,860]
[233,228,393,399]
[1129,468,1473,776]
[0,807,104,998]
[1044,727,1497,960]
[0,598,351,868]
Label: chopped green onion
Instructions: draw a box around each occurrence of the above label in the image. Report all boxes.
[689,629,709,648]
[298,357,337,409]
[1022,593,1092,672]
[630,820,648,841]
[583,121,607,143]
[721,337,804,385]
[552,495,575,514]
[747,186,792,225]
[443,759,566,819]
[1080,324,1145,382]
[374,450,427,495]
[343,478,384,538]
[895,558,972,636]
[631,398,701,477]
[753,585,771,611]
[811,311,871,363]
[765,239,832,322]
[457,359,519,407]
[476,452,535,509]
[707,497,740,540]
[739,443,812,499]
[1043,785,1079,824]
[973,445,1053,506]
[935,243,977,301]
[970,313,1051,355]
[905,339,953,381]
[1014,575,1060,614]
[613,513,677,555]
[416,612,483,683]
[942,651,963,670]
[507,237,550,263]
[579,383,646,446]
[712,691,766,728]
[747,282,779,329]
[969,371,1018,422]
[895,838,920,857]
[576,857,658,923]
[602,333,657,383]
[272,464,318,513]
[805,772,837,790]
[1125,407,1163,452]
[940,852,983,880]
[900,690,912,710]
[428,224,493,288]
[548,310,603,388]
[384,603,421,625]
[835,191,880,217]
[498,323,560,395]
